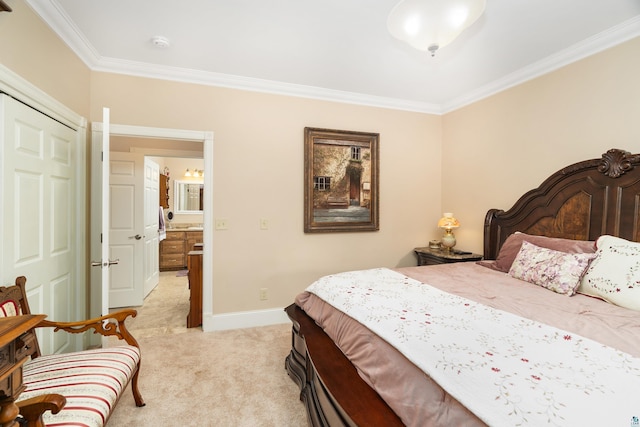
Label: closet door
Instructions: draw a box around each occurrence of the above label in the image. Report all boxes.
[0,94,80,355]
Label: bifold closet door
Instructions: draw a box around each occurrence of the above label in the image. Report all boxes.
[0,93,81,355]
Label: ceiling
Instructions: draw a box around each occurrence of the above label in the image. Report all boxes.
[27,0,640,114]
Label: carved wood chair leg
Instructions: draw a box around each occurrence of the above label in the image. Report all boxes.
[17,394,66,427]
[131,365,146,407]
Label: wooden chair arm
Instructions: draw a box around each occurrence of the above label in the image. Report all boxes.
[36,309,140,348]
[17,393,66,427]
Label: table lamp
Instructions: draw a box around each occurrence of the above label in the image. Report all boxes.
[437,213,460,252]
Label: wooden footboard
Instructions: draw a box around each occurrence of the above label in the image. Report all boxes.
[284,304,403,427]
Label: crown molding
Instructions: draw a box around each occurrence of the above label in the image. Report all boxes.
[92,57,444,114]
[27,0,640,116]
[442,15,640,113]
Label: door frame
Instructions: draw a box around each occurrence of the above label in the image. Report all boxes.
[90,123,213,328]
[0,64,87,341]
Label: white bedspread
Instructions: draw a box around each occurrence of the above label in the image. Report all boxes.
[306,268,640,426]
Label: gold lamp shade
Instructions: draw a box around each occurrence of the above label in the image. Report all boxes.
[438,213,460,251]
[437,213,460,229]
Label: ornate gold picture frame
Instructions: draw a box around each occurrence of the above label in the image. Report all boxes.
[304,127,379,233]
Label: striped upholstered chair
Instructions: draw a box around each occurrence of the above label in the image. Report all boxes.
[0,276,144,427]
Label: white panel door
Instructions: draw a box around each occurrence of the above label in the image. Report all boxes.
[143,158,160,297]
[0,94,80,354]
[109,152,145,308]
[89,114,111,321]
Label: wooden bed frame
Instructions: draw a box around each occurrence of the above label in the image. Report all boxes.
[285,148,640,426]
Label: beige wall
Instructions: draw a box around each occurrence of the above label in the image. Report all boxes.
[442,36,640,254]
[1,2,441,316]
[4,1,639,318]
[90,73,441,313]
[0,1,90,116]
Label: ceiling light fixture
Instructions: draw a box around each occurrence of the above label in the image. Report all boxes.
[387,0,486,57]
[151,36,170,49]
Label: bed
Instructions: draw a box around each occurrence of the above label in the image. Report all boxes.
[284,148,640,426]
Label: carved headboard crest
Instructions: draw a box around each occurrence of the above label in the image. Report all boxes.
[597,148,640,178]
[484,148,640,260]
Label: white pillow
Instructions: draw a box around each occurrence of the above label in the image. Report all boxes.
[578,235,640,311]
[508,241,595,295]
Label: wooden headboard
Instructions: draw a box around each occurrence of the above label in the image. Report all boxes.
[484,148,640,260]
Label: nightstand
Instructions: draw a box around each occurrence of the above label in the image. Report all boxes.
[414,247,483,266]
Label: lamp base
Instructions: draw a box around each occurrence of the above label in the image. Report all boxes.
[441,232,456,252]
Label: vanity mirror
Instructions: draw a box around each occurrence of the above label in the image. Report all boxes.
[174,180,204,213]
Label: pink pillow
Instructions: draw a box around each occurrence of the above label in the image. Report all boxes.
[508,241,596,295]
[481,232,596,273]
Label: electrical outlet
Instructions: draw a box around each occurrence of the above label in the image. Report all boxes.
[260,218,269,230]
[259,288,268,300]
[215,218,229,230]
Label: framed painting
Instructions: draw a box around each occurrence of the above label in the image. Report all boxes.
[304,127,379,233]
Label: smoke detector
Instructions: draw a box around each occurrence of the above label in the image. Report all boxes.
[151,36,170,49]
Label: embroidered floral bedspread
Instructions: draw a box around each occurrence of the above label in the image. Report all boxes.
[305,268,640,426]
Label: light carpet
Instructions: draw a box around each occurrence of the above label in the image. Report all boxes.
[107,272,307,426]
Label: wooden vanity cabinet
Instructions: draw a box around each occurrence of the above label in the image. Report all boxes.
[160,230,203,271]
[187,250,203,328]
[186,232,202,252]
[160,231,185,270]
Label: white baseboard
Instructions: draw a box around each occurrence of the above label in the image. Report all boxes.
[202,308,290,331]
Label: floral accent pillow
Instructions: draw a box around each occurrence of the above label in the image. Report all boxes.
[508,241,596,295]
[478,232,595,273]
[578,235,640,311]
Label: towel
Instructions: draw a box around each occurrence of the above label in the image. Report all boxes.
[158,206,166,241]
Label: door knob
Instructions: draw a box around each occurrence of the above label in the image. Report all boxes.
[90,259,119,267]
[130,234,142,240]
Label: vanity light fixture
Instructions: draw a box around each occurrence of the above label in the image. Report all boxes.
[185,168,203,177]
[387,0,486,56]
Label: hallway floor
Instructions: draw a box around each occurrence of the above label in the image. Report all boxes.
[118,271,199,338]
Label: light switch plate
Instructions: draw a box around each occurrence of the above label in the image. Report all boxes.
[215,219,229,230]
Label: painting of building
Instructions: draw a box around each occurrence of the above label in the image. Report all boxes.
[312,138,371,222]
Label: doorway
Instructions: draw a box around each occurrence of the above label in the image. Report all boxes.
[89,124,213,332]
[109,145,202,334]
[146,153,204,329]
